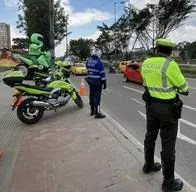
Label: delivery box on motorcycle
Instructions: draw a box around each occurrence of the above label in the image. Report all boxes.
[3,71,24,87]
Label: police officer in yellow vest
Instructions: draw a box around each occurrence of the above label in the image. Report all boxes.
[141,39,189,192]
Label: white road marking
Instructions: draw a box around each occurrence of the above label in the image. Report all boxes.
[122,85,143,94]
[131,98,145,106]
[124,86,196,113]
[180,118,196,129]
[190,87,196,90]
[183,105,196,111]
[104,110,196,192]
[138,110,196,146]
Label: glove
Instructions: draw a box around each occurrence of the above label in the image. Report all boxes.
[102,80,107,89]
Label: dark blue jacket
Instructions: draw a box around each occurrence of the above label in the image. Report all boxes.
[86,55,106,85]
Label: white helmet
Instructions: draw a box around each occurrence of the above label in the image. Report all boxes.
[91,47,102,58]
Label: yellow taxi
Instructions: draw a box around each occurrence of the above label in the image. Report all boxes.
[72,62,87,75]
[118,60,132,73]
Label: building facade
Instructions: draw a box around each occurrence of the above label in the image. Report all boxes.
[0,22,11,49]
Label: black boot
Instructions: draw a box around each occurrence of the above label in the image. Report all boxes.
[161,152,183,192]
[90,105,95,116]
[143,147,161,174]
[94,105,105,119]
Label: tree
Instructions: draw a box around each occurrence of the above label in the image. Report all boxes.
[105,0,195,56]
[12,38,29,50]
[17,0,69,49]
[69,38,95,61]
[178,41,196,60]
[96,23,114,60]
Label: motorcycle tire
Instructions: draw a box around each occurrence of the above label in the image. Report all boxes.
[35,79,47,88]
[17,98,44,124]
[74,92,83,108]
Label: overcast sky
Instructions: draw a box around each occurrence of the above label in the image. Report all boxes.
[0,0,196,56]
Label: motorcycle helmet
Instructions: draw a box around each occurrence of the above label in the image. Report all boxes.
[62,60,72,78]
[91,47,102,58]
[30,33,44,45]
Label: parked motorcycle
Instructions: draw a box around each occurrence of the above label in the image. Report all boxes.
[34,60,72,88]
[33,69,62,88]
[15,51,51,80]
[3,70,83,124]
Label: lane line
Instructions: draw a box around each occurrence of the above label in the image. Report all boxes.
[124,86,196,112]
[138,110,196,145]
[180,118,196,129]
[104,110,196,191]
[190,87,196,90]
[132,97,196,113]
[131,98,145,106]
[122,85,143,94]
[183,105,196,111]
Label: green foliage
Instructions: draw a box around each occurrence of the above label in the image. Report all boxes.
[69,38,95,61]
[17,0,68,49]
[97,0,195,58]
[96,23,114,60]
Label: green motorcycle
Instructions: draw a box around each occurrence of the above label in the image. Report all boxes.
[34,60,72,88]
[3,71,83,124]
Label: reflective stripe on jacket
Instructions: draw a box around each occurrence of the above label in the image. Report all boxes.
[141,57,189,99]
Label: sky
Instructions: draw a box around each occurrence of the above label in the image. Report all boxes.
[0,0,196,56]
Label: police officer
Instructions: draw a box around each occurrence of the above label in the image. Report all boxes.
[141,39,189,192]
[86,47,106,118]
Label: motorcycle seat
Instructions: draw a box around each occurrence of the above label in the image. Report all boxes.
[20,83,54,92]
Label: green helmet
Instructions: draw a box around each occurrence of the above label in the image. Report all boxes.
[30,33,44,45]
[156,39,176,48]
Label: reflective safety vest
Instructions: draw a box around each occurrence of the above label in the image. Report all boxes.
[141,57,189,99]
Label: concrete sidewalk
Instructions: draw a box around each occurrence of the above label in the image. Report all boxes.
[9,101,195,192]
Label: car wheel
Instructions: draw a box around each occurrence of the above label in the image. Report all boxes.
[123,76,128,82]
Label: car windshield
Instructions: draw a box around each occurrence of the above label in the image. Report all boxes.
[75,63,85,67]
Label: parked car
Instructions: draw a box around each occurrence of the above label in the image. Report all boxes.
[72,62,87,75]
[118,60,131,73]
[123,62,143,84]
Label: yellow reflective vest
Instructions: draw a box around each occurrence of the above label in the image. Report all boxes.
[141,57,189,99]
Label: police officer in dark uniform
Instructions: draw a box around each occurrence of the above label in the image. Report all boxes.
[141,39,189,192]
[86,47,106,118]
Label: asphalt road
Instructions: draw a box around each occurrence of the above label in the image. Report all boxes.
[71,73,196,188]
[0,71,196,188]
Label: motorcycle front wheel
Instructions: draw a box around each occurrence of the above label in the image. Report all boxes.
[17,98,44,124]
[74,92,83,108]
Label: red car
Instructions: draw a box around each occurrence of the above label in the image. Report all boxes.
[123,63,143,84]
